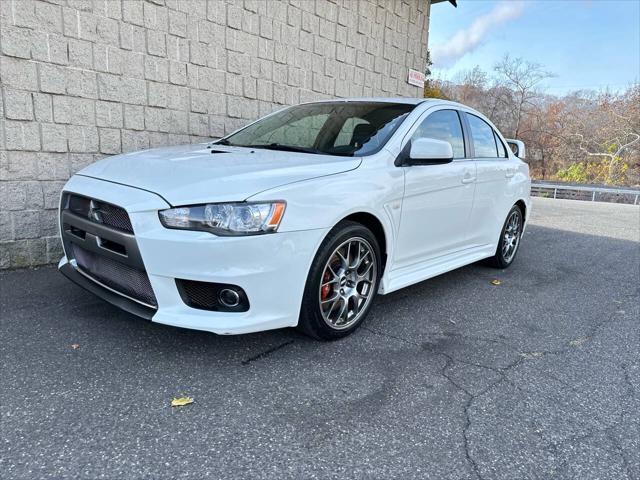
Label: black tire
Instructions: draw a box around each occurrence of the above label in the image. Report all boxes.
[485,204,524,269]
[298,221,381,341]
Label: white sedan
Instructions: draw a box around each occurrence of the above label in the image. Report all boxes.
[59,98,530,340]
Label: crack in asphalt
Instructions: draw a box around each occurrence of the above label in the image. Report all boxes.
[362,291,638,480]
[445,353,526,480]
[241,340,295,365]
[362,325,525,480]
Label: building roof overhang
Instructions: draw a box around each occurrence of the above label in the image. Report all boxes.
[432,0,457,6]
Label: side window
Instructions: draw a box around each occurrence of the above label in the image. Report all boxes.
[411,109,465,159]
[466,113,498,158]
[494,131,508,158]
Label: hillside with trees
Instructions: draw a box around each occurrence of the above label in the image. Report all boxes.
[425,55,640,187]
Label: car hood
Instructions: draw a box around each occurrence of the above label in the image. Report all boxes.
[78,143,362,205]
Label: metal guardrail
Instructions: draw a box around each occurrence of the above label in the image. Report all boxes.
[531,181,640,205]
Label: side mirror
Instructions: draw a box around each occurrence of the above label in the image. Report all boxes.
[506,139,526,159]
[405,138,454,165]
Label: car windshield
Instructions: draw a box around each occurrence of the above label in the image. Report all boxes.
[217,102,416,157]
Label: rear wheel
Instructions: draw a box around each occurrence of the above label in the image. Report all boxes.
[485,205,523,269]
[298,221,381,340]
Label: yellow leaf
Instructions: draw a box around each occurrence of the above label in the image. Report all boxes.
[490,279,502,285]
[171,396,194,407]
[520,351,544,358]
[569,337,589,347]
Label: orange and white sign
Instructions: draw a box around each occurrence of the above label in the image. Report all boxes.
[407,69,425,88]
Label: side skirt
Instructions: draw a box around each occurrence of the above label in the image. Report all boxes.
[379,244,496,294]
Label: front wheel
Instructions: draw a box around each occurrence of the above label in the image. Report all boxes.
[298,221,381,340]
[485,205,523,269]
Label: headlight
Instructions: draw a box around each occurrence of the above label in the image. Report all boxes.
[159,201,286,235]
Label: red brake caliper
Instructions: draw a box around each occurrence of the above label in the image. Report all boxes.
[321,270,332,300]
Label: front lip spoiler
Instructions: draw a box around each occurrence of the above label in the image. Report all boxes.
[59,262,156,320]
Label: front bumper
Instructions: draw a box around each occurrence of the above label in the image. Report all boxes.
[59,175,328,335]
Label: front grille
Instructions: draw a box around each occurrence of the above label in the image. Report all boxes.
[71,244,157,307]
[67,194,134,233]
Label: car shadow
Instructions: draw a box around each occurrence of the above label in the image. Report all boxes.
[2,224,637,369]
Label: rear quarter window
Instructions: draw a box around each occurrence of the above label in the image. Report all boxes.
[494,131,508,158]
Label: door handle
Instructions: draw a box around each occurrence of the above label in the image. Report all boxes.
[505,170,516,178]
[461,175,476,184]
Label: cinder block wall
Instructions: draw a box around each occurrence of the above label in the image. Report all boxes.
[0,0,430,269]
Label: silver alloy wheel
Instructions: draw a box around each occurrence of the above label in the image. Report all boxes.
[319,237,377,330]
[502,210,522,263]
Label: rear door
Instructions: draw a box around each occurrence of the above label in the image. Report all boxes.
[463,112,513,246]
[393,108,477,270]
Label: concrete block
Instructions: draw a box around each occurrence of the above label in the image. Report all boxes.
[98,128,121,154]
[96,101,123,128]
[4,89,34,120]
[1,56,38,91]
[41,123,68,152]
[67,125,99,152]
[37,152,70,180]
[124,105,145,130]
[5,121,41,151]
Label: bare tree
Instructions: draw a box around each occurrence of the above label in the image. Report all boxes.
[493,55,555,138]
[568,86,640,184]
[431,55,638,186]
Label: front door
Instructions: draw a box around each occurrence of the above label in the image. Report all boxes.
[393,109,476,271]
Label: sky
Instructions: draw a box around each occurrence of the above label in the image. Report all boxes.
[428,0,640,95]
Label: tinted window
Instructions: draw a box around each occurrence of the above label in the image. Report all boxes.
[251,113,329,149]
[334,117,370,148]
[494,131,508,158]
[411,110,465,159]
[219,102,415,157]
[466,113,498,158]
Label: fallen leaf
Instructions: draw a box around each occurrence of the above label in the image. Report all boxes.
[71,344,80,350]
[520,351,544,358]
[490,279,502,286]
[569,337,589,347]
[171,396,194,407]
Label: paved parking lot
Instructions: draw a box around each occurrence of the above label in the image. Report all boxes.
[1,197,639,480]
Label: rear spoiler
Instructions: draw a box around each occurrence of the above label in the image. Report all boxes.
[506,139,526,159]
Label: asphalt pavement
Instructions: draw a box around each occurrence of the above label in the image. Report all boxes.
[1,197,639,479]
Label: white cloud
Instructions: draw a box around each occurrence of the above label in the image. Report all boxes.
[432,1,527,67]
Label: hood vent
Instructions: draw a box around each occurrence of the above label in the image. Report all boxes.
[210,149,230,154]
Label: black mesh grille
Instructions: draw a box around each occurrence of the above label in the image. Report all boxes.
[66,194,133,233]
[98,202,134,232]
[179,280,220,309]
[176,279,249,312]
[72,244,157,307]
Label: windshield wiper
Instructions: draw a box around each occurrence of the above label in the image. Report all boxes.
[246,143,321,154]
[214,138,232,146]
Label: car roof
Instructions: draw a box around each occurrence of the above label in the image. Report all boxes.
[304,97,470,109]
[305,97,427,105]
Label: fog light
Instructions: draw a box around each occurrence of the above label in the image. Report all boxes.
[219,288,240,308]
